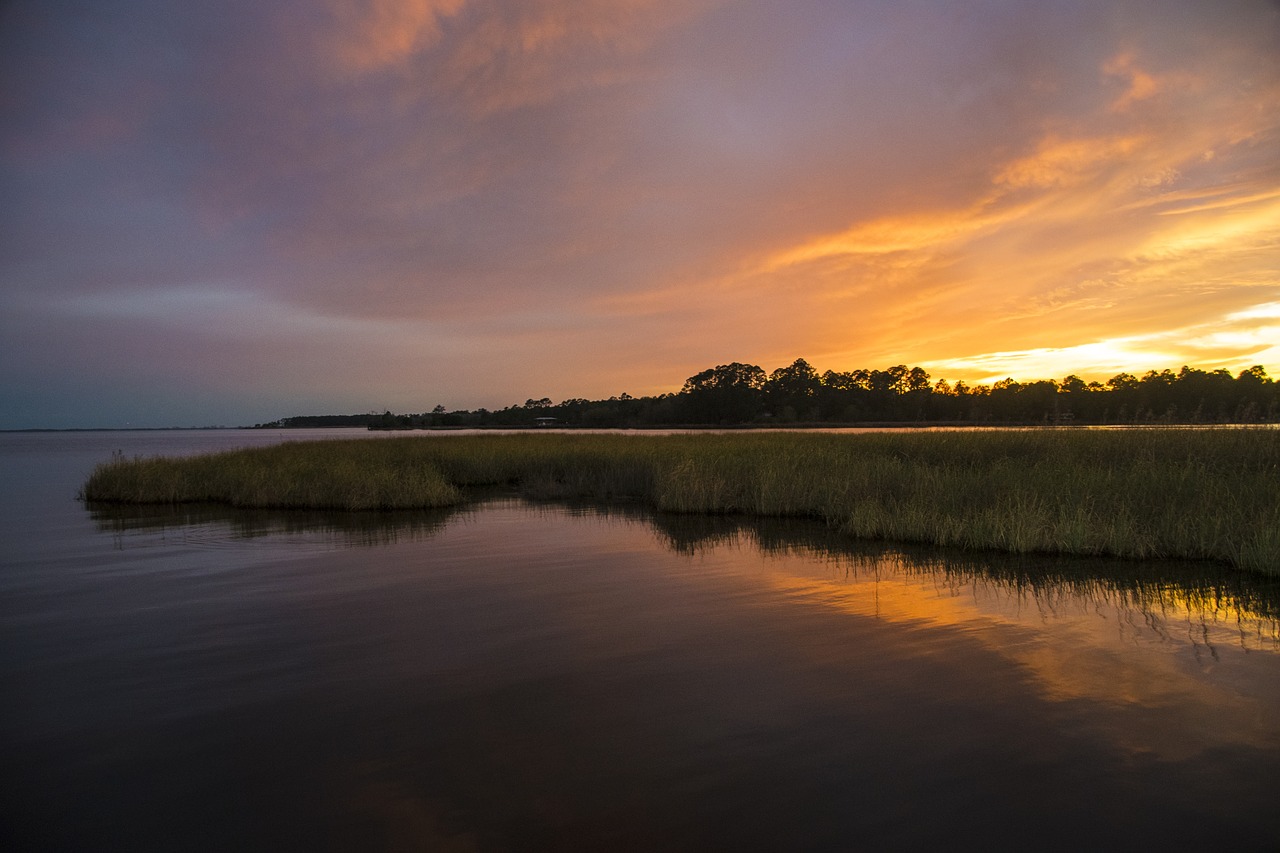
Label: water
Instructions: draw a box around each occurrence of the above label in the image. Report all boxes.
[2,430,1279,851]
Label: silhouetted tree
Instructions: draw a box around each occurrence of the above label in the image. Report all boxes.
[680,362,766,423]
[765,358,821,420]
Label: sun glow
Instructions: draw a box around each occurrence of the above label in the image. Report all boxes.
[927,300,1280,385]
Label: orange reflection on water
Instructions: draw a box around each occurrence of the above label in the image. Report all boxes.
[721,543,1280,762]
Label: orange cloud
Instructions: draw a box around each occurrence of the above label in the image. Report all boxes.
[995,134,1147,190]
[738,73,1280,378]
[760,206,1014,270]
[328,0,468,72]
[1153,187,1280,216]
[1103,52,1166,112]
[759,130,1154,278]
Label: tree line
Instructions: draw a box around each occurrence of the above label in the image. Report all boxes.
[253,359,1279,429]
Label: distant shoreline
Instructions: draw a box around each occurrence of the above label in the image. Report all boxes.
[8,421,1278,434]
[0,427,246,434]
[361,421,1277,432]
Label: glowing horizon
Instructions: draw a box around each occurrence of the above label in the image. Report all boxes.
[2,1,1277,427]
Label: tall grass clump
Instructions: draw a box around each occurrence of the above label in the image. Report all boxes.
[82,428,1280,574]
[82,440,461,510]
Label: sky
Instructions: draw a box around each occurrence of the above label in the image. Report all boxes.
[2,0,1279,428]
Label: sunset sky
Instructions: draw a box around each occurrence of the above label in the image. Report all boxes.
[2,0,1278,428]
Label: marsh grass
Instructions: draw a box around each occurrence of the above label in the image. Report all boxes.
[81,429,1280,574]
[83,441,462,510]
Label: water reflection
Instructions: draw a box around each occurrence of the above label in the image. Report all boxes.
[652,510,1280,649]
[89,496,1280,654]
[86,496,1280,764]
[655,511,1280,763]
[87,500,470,550]
[11,496,1278,849]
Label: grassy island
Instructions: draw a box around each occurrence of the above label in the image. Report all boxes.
[81,429,1280,574]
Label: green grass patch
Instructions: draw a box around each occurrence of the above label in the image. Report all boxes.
[81,429,1280,574]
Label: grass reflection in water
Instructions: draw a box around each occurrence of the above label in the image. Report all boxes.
[91,495,1280,654]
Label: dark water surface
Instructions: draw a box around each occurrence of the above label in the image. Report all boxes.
[3,430,1279,851]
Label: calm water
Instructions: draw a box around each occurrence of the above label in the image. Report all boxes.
[2,430,1279,851]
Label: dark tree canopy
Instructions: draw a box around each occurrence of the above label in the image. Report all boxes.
[680,362,767,424]
[258,361,1278,430]
[764,359,821,421]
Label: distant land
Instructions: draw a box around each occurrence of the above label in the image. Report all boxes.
[253,359,1279,430]
[3,426,239,434]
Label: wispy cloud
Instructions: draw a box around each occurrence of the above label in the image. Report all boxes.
[325,0,468,72]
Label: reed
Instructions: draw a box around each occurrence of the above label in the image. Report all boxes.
[81,429,1280,574]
